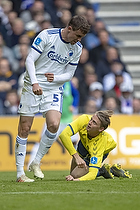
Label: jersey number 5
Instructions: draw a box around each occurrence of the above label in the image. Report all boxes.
[53,94,59,102]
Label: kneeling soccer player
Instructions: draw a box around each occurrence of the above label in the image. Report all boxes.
[59,110,132,181]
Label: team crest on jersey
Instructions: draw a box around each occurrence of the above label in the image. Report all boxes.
[35,37,42,45]
[51,45,55,50]
[91,156,98,164]
[68,50,73,56]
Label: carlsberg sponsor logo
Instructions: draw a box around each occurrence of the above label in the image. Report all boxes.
[48,51,68,64]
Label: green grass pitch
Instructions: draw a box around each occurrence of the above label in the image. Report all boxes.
[0,170,140,210]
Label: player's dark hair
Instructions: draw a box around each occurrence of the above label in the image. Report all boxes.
[68,15,90,35]
[95,110,113,130]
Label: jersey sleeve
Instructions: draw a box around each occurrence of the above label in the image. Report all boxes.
[59,115,88,156]
[53,64,77,83]
[59,125,77,156]
[79,167,99,181]
[25,48,41,84]
[31,29,48,54]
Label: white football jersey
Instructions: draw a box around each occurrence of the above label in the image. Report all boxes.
[24,28,83,90]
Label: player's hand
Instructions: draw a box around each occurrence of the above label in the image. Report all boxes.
[45,73,54,82]
[66,175,74,181]
[73,153,87,170]
[66,175,80,181]
[32,83,43,95]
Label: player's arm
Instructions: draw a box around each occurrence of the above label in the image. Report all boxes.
[26,30,47,93]
[79,167,99,181]
[59,125,77,155]
[25,48,40,85]
[59,116,87,169]
[59,115,83,155]
[67,154,103,181]
[26,29,47,86]
[59,125,86,168]
[66,167,99,181]
[45,64,77,83]
[25,49,43,95]
[45,45,82,83]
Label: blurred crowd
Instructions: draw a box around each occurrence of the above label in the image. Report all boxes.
[0,0,140,116]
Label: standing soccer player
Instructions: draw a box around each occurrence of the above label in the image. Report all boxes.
[15,15,90,182]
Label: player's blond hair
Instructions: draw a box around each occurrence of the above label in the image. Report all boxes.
[95,110,113,130]
[68,15,90,35]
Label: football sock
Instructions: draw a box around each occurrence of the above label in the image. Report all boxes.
[96,169,101,177]
[96,153,109,177]
[15,136,27,178]
[33,128,57,164]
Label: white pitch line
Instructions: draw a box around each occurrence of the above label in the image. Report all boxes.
[1,191,140,195]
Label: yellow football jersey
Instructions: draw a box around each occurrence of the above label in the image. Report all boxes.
[59,114,116,181]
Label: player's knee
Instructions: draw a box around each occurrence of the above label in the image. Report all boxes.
[18,125,31,138]
[71,167,89,179]
[47,121,59,133]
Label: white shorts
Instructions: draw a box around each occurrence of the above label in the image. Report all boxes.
[18,86,63,117]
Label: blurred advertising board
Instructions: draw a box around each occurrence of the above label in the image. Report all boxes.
[0,115,140,171]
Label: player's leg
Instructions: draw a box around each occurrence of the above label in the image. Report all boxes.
[98,163,114,179]
[70,157,89,178]
[110,164,132,178]
[96,153,114,179]
[16,87,41,182]
[71,165,89,179]
[70,156,77,173]
[96,153,109,177]
[15,115,34,182]
[29,110,61,178]
[29,89,63,178]
[70,139,89,178]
